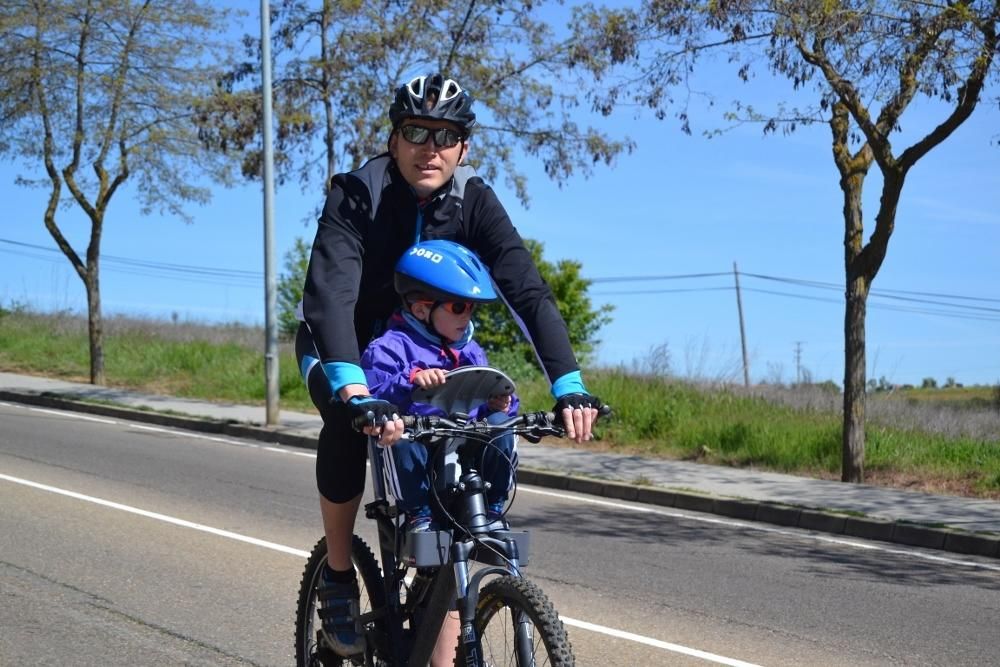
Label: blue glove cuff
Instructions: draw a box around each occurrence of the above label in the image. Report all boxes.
[551,371,587,400]
[348,395,377,407]
[322,362,368,400]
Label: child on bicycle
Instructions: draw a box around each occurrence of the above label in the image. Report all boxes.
[360,239,519,534]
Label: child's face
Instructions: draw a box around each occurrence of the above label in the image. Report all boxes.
[411,301,475,343]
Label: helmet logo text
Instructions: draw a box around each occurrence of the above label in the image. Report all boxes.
[409,247,443,263]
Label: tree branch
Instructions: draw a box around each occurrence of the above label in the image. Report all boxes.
[444,0,477,74]
[875,4,955,138]
[897,7,999,169]
[796,33,892,171]
[94,0,150,211]
[66,0,94,183]
[30,0,85,281]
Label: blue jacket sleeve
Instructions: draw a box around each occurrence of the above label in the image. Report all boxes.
[360,336,419,414]
[302,174,368,376]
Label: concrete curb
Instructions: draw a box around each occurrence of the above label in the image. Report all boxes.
[3,389,998,560]
[0,389,319,450]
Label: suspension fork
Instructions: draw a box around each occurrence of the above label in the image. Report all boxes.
[452,539,523,667]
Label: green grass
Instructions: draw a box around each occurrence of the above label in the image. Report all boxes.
[3,309,999,497]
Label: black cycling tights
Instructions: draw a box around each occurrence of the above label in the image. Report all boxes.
[295,323,368,503]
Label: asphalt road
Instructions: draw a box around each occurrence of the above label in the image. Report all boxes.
[2,400,999,666]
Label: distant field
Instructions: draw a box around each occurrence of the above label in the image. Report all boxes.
[2,308,999,499]
[899,385,997,407]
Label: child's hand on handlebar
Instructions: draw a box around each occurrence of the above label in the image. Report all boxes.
[412,368,448,389]
[487,393,512,413]
[346,395,405,445]
[553,393,603,444]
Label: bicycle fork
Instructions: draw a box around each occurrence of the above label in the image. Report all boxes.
[453,538,528,667]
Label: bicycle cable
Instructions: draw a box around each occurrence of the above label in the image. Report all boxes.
[425,428,523,576]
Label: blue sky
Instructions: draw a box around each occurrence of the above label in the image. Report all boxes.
[2,11,999,389]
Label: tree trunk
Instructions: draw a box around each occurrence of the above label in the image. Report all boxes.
[835,133,870,484]
[842,275,867,482]
[85,269,105,385]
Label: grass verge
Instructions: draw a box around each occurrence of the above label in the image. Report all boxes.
[2,309,998,498]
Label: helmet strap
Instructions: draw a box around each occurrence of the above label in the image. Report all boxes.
[407,299,447,340]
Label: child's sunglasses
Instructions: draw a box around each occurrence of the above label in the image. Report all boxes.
[415,300,476,315]
[399,124,465,148]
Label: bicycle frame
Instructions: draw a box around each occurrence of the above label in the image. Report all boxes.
[361,424,531,667]
[298,405,591,667]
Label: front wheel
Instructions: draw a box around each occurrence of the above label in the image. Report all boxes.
[294,535,385,667]
[459,576,575,667]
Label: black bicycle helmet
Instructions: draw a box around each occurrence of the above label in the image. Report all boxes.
[388,73,476,132]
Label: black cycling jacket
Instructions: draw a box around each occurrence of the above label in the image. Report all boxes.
[301,154,578,391]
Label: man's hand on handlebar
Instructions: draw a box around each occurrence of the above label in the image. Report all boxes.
[553,393,602,443]
[346,395,404,446]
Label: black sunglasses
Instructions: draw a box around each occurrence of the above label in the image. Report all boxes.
[415,300,476,315]
[399,124,465,148]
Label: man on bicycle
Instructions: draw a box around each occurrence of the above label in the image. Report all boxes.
[295,72,602,658]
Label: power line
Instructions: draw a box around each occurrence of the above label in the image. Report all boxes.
[592,267,1000,305]
[742,287,1000,322]
[592,286,732,296]
[594,284,1000,323]
[590,271,730,283]
[4,236,998,323]
[741,270,1000,304]
[0,237,262,288]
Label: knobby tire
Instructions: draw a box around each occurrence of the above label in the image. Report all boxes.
[457,576,574,667]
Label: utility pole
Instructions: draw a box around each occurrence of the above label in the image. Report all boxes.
[733,262,750,387]
[261,1,279,425]
[794,341,804,385]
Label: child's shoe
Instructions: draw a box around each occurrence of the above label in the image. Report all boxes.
[407,506,434,534]
[486,501,508,530]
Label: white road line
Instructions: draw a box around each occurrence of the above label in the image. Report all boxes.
[1,471,752,665]
[128,423,317,457]
[0,472,310,558]
[130,423,261,447]
[519,487,1000,572]
[5,401,997,572]
[561,617,763,667]
[25,406,118,424]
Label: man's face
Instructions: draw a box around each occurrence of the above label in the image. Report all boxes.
[390,119,468,198]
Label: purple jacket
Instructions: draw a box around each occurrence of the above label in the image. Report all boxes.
[361,311,519,418]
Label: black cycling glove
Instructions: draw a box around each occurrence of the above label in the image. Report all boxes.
[552,392,602,414]
[553,392,602,415]
[346,395,400,431]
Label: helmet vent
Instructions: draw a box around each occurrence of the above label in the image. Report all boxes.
[389,73,476,131]
[440,79,462,102]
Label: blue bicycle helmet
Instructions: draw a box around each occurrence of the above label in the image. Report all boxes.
[395,240,497,304]
[388,74,477,132]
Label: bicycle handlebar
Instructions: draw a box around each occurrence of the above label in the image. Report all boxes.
[399,404,611,443]
[352,404,611,441]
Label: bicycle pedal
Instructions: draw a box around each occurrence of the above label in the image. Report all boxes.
[317,631,366,662]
